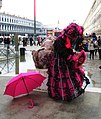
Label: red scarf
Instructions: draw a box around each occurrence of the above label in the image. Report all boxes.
[65,37,71,48]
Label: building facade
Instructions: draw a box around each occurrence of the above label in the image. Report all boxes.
[83,0,101,36]
[0,12,46,36]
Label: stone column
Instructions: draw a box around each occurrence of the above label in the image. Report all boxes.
[14,34,19,74]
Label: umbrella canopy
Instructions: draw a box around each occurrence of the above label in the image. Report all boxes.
[4,72,46,98]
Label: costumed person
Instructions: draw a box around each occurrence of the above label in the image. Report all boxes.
[47,23,90,101]
[32,36,55,69]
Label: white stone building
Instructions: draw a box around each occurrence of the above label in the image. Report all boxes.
[83,0,101,36]
[0,12,46,36]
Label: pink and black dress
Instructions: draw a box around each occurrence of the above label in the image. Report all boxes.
[47,23,90,101]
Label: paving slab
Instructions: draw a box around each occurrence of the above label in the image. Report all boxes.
[0,76,101,119]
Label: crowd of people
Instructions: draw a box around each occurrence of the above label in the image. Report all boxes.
[21,33,101,61]
[76,33,101,60]
[0,35,47,48]
[1,32,101,61]
[87,35,101,60]
[0,35,16,48]
[21,36,46,47]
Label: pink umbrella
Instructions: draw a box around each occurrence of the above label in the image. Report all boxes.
[4,72,46,98]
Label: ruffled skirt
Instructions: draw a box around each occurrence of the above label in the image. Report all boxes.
[47,53,86,101]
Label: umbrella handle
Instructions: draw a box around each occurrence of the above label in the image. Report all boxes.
[28,99,34,109]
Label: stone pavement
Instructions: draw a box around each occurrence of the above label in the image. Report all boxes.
[0,45,101,119]
[0,78,101,119]
[0,76,101,119]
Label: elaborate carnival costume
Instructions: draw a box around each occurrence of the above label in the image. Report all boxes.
[32,36,55,69]
[47,23,90,101]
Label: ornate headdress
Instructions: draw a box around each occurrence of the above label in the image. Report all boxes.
[57,23,84,50]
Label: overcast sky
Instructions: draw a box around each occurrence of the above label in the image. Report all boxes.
[0,0,94,28]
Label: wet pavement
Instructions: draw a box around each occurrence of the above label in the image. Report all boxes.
[84,53,101,88]
[0,76,101,119]
[0,45,101,119]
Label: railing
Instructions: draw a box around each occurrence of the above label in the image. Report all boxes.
[0,44,16,74]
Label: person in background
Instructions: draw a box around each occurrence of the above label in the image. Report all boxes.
[88,39,95,60]
[92,32,97,42]
[33,37,36,46]
[98,36,101,60]
[37,37,41,46]
[4,36,7,47]
[94,40,98,56]
[22,37,27,46]
[29,36,33,46]
[12,36,14,46]
[4,36,10,49]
